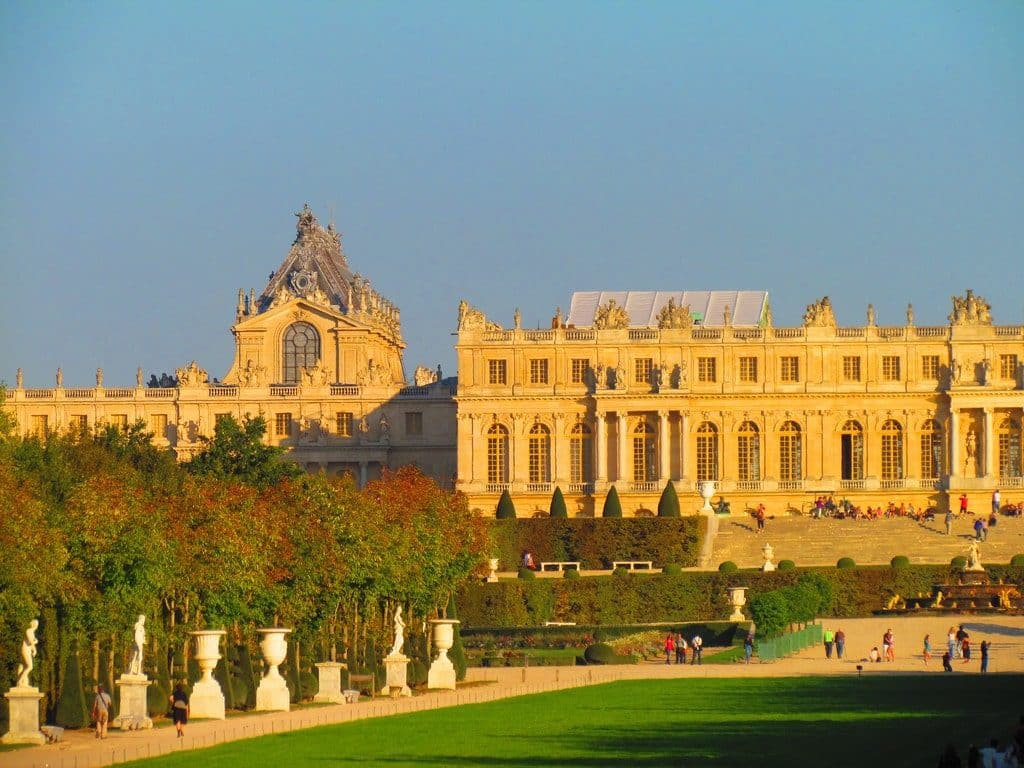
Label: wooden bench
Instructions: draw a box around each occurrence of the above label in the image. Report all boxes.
[347,672,376,697]
[612,560,653,572]
[540,561,580,572]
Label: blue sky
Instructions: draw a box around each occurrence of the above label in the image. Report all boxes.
[1,1,1022,387]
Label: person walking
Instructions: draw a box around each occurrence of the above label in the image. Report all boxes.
[170,682,190,738]
[956,625,969,659]
[690,633,703,665]
[755,504,766,533]
[744,632,754,664]
[942,651,953,672]
[945,509,955,535]
[962,636,972,664]
[960,493,969,515]
[675,633,686,665]
[883,628,895,661]
[980,640,989,673]
[992,489,1001,516]
[834,628,846,659]
[823,628,834,659]
[91,684,112,739]
[923,634,932,665]
[664,633,675,664]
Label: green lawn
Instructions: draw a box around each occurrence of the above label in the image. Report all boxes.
[123,675,1022,767]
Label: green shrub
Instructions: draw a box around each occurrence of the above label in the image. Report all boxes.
[518,567,536,579]
[718,561,738,573]
[613,566,630,577]
[582,643,632,665]
[496,490,517,519]
[777,560,796,571]
[657,482,681,517]
[447,596,468,682]
[549,487,568,518]
[602,486,623,517]
[950,556,967,568]
[748,591,789,637]
[837,557,856,569]
[1011,554,1024,567]
[563,568,580,580]
[662,563,683,576]
[890,555,911,569]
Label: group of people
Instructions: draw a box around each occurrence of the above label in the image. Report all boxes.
[520,550,539,571]
[823,627,847,658]
[808,495,938,522]
[663,632,704,665]
[90,683,190,740]
[867,628,896,663]
[938,716,1024,768]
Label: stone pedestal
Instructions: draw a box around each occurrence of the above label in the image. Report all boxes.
[255,628,292,712]
[313,662,347,704]
[112,675,153,730]
[189,630,226,719]
[383,654,411,698]
[427,619,460,691]
[2,687,45,745]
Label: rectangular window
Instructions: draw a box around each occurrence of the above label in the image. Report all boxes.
[882,356,901,382]
[570,358,589,384]
[405,411,423,436]
[529,358,549,385]
[30,415,48,439]
[739,357,758,383]
[150,413,168,437]
[780,356,799,383]
[214,413,231,427]
[70,414,89,432]
[634,358,653,385]
[110,414,128,431]
[1001,354,1019,380]
[488,359,507,385]
[843,356,862,382]
[275,412,292,437]
[698,357,717,383]
[336,412,353,437]
[921,355,940,380]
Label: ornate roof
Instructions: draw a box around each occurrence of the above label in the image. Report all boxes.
[566,290,768,328]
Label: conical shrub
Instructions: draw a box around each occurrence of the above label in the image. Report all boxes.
[602,486,622,517]
[549,486,568,518]
[657,481,680,517]
[496,489,517,519]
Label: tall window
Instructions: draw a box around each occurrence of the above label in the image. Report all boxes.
[882,356,901,382]
[283,322,320,384]
[696,422,719,481]
[998,417,1022,478]
[698,357,717,383]
[529,359,549,385]
[30,415,49,439]
[405,411,423,436]
[780,356,799,383]
[275,412,292,437]
[70,414,89,432]
[487,424,509,483]
[336,412,354,437]
[779,421,802,482]
[488,359,507,385]
[570,422,593,483]
[736,421,760,481]
[919,419,944,479]
[110,414,128,431]
[634,358,653,385]
[880,419,904,480]
[528,423,551,483]
[632,421,656,482]
[739,357,758,383]
[1001,354,1019,380]
[843,356,862,382]
[841,420,864,480]
[570,358,589,384]
[149,413,168,438]
[921,355,940,380]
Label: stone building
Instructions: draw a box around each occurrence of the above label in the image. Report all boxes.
[5,206,456,488]
[454,289,1024,516]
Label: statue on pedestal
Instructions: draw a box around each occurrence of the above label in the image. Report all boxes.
[389,606,405,657]
[128,615,146,676]
[16,619,39,688]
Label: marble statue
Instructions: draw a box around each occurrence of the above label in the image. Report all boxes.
[866,304,875,326]
[389,606,405,657]
[96,368,103,387]
[513,307,522,330]
[965,430,977,462]
[965,539,983,572]
[136,367,144,387]
[594,299,629,330]
[802,296,836,328]
[55,368,63,387]
[129,615,146,676]
[16,368,23,389]
[906,303,915,325]
[16,619,39,688]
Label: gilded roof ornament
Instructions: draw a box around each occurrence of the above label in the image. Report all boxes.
[802,296,836,328]
[948,289,992,326]
[594,299,630,329]
[656,298,693,329]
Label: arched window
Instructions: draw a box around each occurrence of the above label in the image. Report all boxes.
[487,424,509,484]
[997,416,1022,479]
[632,421,656,482]
[696,422,719,482]
[528,423,551,483]
[570,422,593,483]
[881,419,904,480]
[282,322,320,383]
[736,421,760,482]
[840,420,864,481]
[919,419,944,479]
[779,421,802,482]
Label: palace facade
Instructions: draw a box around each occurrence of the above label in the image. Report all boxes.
[5,208,1023,514]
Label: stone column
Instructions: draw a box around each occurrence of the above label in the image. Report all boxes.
[617,412,630,483]
[679,412,690,482]
[595,412,607,483]
[2,688,45,744]
[983,408,995,478]
[949,409,960,477]
[658,410,670,481]
[313,662,346,704]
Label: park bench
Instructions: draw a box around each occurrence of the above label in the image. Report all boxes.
[544,621,577,626]
[540,561,580,572]
[347,672,376,697]
[612,560,653,572]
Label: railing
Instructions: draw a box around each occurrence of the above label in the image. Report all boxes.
[208,386,237,397]
[629,481,659,492]
[691,328,721,340]
[778,480,803,491]
[64,388,95,398]
[880,479,906,490]
[628,329,658,341]
[1000,476,1024,489]
[755,624,823,663]
[732,329,763,341]
[995,326,1024,336]
[774,328,805,338]
[916,478,943,490]
[916,326,947,337]
[523,330,553,341]
[878,327,905,339]
[24,389,54,399]
[526,482,552,493]
[564,329,595,341]
[485,483,510,494]
[269,386,298,397]
[840,479,865,490]
[736,480,762,491]
[568,482,594,495]
[144,388,175,398]
[482,330,513,342]
[398,386,430,397]
[836,328,864,338]
[330,385,359,396]
[104,388,134,398]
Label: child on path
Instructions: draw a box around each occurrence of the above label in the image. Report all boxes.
[923,634,931,665]
[962,636,972,663]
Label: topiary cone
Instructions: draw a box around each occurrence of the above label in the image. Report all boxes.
[602,485,622,517]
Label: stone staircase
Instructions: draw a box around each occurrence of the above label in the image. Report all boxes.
[708,513,1024,569]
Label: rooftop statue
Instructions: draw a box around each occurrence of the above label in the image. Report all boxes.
[802,296,836,328]
[176,360,209,387]
[457,299,503,332]
[656,298,692,330]
[594,298,629,330]
[949,289,993,326]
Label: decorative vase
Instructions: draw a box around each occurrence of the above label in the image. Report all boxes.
[256,628,292,711]
[728,586,748,621]
[427,619,460,690]
[189,630,226,719]
[487,558,500,583]
[699,480,716,512]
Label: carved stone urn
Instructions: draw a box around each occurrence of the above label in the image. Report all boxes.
[189,630,226,719]
[487,558,500,583]
[761,543,776,572]
[699,481,716,513]
[427,619,460,690]
[728,587,748,621]
[256,628,292,711]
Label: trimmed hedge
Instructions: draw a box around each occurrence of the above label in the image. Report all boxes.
[777,560,796,571]
[489,518,700,570]
[459,622,742,650]
[457,564,1024,627]
[657,482,681,517]
[583,643,632,664]
[602,486,623,518]
[718,561,738,573]
[1012,554,1024,567]
[890,556,910,569]
[496,490,517,519]
[837,557,856,569]
[549,487,568,519]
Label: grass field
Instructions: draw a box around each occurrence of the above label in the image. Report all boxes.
[123,675,1022,767]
